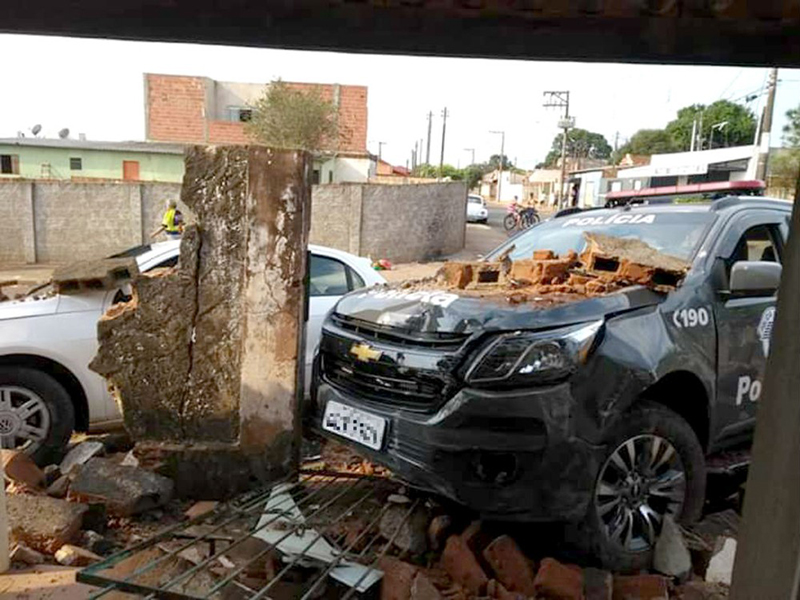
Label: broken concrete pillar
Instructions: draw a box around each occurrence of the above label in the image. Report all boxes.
[90,146,311,496]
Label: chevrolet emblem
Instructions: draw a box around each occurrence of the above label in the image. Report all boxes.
[350,342,382,363]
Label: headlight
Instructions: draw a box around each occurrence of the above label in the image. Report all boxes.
[466,320,603,386]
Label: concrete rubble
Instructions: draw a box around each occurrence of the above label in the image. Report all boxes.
[68,456,174,516]
[51,257,139,295]
[88,145,312,497]
[7,494,88,554]
[428,232,690,304]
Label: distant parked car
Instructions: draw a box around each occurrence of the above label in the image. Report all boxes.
[467,194,488,223]
[0,241,384,464]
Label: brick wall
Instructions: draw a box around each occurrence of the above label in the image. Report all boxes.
[146,74,207,142]
[310,182,467,263]
[145,74,368,153]
[0,180,184,264]
[0,180,462,265]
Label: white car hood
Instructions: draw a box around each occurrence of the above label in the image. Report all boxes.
[0,290,107,321]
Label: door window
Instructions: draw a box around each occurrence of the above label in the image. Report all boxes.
[727,224,781,269]
[309,255,364,297]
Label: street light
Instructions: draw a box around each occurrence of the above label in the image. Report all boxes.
[489,131,505,203]
[710,121,729,149]
[464,148,475,166]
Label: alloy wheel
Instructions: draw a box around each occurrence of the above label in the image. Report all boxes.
[0,386,51,452]
[594,434,686,552]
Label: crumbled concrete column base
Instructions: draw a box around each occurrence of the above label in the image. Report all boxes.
[90,146,311,496]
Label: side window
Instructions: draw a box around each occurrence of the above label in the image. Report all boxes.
[309,256,351,297]
[728,224,781,269]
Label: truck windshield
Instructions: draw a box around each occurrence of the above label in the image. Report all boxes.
[486,210,716,263]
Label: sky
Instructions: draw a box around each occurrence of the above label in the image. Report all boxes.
[1,34,798,170]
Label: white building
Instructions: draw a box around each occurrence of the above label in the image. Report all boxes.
[608,145,759,194]
[480,170,527,202]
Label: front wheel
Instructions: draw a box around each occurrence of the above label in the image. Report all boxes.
[0,367,75,465]
[582,401,706,572]
[503,214,518,232]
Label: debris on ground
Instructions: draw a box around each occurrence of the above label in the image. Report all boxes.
[68,456,174,516]
[395,232,691,305]
[1,449,46,488]
[10,542,46,566]
[59,440,105,475]
[7,494,88,554]
[654,516,692,580]
[3,434,735,600]
[54,544,103,567]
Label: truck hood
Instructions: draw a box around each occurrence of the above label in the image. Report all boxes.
[333,285,665,334]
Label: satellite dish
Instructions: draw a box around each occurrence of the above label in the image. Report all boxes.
[58,128,70,139]
[31,124,42,136]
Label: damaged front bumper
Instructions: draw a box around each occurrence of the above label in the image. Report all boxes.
[308,379,604,522]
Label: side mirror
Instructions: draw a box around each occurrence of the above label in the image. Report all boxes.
[729,261,782,295]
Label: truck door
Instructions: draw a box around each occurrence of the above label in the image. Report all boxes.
[712,214,784,444]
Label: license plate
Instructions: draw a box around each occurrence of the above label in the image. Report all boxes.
[322,400,386,451]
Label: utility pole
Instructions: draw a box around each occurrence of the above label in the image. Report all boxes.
[425,112,433,165]
[439,107,449,178]
[614,131,619,153]
[464,148,475,165]
[543,91,573,209]
[490,130,505,202]
[690,118,697,152]
[755,67,779,182]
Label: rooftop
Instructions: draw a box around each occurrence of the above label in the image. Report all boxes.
[0,138,186,154]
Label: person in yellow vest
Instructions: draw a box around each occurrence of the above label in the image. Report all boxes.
[151,200,184,240]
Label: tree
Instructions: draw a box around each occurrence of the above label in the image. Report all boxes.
[784,103,800,148]
[245,80,339,151]
[665,100,756,151]
[488,154,514,170]
[543,129,612,167]
[614,129,677,162]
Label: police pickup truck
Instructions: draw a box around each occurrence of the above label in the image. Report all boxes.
[308,197,788,570]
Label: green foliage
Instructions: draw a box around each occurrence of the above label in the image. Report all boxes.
[411,162,490,190]
[245,80,339,151]
[768,149,800,194]
[544,129,612,167]
[784,103,800,148]
[665,100,756,151]
[488,154,514,170]
[614,129,677,162]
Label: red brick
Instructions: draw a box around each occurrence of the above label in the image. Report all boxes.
[584,568,612,600]
[1,450,45,488]
[442,535,488,596]
[482,535,536,596]
[379,556,418,600]
[612,575,669,600]
[411,572,443,600]
[487,579,525,600]
[533,249,556,260]
[533,557,584,600]
[428,514,454,551]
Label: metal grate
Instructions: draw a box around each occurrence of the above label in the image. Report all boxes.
[322,352,445,410]
[329,314,469,350]
[77,470,421,600]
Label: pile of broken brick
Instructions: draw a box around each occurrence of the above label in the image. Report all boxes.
[390,516,733,600]
[2,437,179,570]
[432,233,690,303]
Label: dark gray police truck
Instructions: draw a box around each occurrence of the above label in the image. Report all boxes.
[308,197,789,569]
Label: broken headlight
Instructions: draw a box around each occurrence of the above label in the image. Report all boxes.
[466,320,604,386]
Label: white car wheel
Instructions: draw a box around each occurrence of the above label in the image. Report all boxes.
[0,385,51,452]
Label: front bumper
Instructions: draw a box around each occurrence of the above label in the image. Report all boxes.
[307,379,604,521]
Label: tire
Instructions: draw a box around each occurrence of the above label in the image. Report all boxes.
[0,367,75,465]
[581,401,706,572]
[503,214,517,232]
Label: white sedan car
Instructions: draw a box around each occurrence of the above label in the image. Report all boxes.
[0,241,385,463]
[466,194,488,223]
